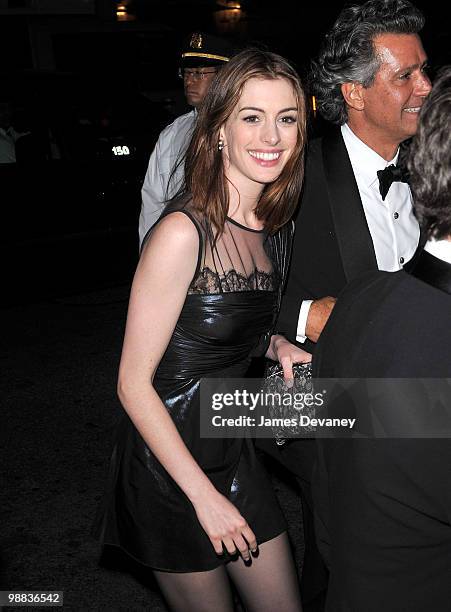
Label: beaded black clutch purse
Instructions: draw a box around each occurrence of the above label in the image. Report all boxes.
[263,361,315,444]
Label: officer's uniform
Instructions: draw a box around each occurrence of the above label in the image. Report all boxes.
[139,109,196,246]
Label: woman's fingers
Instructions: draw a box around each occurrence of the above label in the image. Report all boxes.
[296,351,312,363]
[242,524,258,553]
[233,534,252,561]
[195,492,259,561]
[211,537,225,556]
[212,526,258,561]
[280,354,295,387]
[276,340,313,386]
[222,536,238,556]
[221,536,253,562]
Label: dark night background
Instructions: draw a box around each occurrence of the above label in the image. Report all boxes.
[0,0,449,301]
[1,1,450,610]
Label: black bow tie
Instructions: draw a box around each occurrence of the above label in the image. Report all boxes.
[377,164,409,201]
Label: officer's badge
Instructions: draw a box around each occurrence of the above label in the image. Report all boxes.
[190,33,203,49]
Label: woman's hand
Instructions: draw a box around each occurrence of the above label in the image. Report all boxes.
[266,334,312,386]
[192,489,257,562]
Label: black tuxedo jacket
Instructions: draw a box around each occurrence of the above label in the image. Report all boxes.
[312,251,451,612]
[278,126,421,352]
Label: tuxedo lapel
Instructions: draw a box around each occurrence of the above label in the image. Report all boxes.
[322,129,378,281]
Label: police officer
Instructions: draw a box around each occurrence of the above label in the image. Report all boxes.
[139,32,235,245]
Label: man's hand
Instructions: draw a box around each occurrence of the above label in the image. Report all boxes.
[306,296,336,343]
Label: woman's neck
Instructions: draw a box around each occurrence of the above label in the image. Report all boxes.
[227,179,264,229]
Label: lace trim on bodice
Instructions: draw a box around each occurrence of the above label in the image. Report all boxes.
[189,266,278,294]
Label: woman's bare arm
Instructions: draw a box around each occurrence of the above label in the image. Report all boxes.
[117,212,256,559]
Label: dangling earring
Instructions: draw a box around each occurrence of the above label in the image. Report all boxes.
[218,139,224,151]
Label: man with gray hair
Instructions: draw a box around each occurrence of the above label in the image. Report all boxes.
[313,65,451,611]
[278,0,431,351]
[262,1,432,609]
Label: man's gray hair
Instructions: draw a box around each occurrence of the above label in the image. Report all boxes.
[311,0,425,125]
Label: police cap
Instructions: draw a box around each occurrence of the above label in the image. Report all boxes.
[180,32,236,68]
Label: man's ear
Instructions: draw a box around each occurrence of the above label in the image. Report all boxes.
[341,82,365,111]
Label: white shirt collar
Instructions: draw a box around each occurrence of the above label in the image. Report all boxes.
[341,123,399,189]
[0,126,26,142]
[424,238,451,264]
[0,126,13,138]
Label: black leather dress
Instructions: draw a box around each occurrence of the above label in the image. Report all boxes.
[93,204,293,572]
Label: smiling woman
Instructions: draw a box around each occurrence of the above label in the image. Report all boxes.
[220,77,299,205]
[186,49,306,233]
[93,48,310,612]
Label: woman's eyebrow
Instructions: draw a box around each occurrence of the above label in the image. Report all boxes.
[238,106,298,112]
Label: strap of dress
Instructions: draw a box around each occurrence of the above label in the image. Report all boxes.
[140,198,204,282]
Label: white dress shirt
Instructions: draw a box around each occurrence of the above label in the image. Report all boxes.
[296,123,420,343]
[424,238,451,264]
[139,109,197,246]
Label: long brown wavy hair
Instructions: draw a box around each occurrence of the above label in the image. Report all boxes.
[183,48,307,234]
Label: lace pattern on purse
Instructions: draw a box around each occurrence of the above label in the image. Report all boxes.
[263,361,316,444]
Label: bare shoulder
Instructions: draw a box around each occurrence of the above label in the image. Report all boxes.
[157,211,198,237]
[140,211,200,266]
